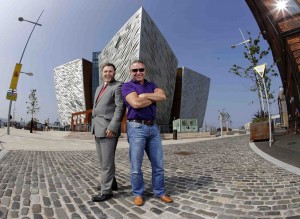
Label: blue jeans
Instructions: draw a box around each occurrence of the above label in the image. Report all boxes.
[127,122,165,197]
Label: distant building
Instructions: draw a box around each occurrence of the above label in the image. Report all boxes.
[278,87,288,127]
[54,59,92,125]
[172,67,210,128]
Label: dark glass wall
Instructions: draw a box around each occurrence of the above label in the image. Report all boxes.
[92,51,101,101]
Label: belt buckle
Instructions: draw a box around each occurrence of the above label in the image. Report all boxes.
[144,120,152,125]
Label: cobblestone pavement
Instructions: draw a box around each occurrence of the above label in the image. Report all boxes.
[0,135,300,219]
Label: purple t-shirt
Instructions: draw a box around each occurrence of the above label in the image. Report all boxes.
[121,80,158,120]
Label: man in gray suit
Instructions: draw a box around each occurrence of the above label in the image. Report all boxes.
[91,63,125,202]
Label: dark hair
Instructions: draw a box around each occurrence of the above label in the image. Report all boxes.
[101,63,116,71]
[130,60,145,68]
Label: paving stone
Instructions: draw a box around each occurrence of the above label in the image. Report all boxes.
[1,196,11,207]
[71,213,82,219]
[106,209,122,219]
[50,193,59,201]
[78,204,91,215]
[225,209,246,216]
[42,197,51,206]
[31,188,39,195]
[4,189,12,197]
[23,198,30,206]
[165,207,180,214]
[22,190,31,199]
[74,197,83,204]
[33,214,43,219]
[217,215,238,219]
[63,196,72,203]
[31,194,40,204]
[21,207,29,216]
[265,211,281,216]
[0,207,8,218]
[11,202,20,210]
[32,204,41,213]
[44,207,54,217]
[117,198,134,207]
[53,200,62,207]
[126,213,141,219]
[132,206,146,214]
[195,209,218,218]
[181,206,196,212]
[114,204,129,214]
[286,216,300,219]
[55,208,68,219]
[180,212,205,219]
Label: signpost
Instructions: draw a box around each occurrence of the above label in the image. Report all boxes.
[6,89,18,101]
[254,63,273,146]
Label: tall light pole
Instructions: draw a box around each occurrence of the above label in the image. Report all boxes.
[231,28,265,112]
[6,10,44,135]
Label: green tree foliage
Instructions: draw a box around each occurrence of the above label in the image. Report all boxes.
[26,89,40,119]
[229,32,278,111]
[252,110,269,123]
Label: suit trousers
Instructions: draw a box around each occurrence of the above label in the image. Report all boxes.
[95,137,118,194]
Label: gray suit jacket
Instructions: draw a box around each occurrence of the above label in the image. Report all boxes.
[91,80,125,138]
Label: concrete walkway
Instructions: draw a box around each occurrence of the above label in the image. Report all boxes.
[0,128,300,219]
[0,128,216,151]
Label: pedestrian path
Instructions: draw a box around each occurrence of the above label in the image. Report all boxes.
[0,128,217,151]
[0,129,300,218]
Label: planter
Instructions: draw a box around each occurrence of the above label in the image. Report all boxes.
[250,121,271,141]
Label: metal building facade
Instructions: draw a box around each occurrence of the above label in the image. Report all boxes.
[172,67,210,128]
[54,59,92,125]
[98,7,178,125]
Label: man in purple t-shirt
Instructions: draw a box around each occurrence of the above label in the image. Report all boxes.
[121,60,173,206]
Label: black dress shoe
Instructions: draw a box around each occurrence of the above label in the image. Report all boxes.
[92,193,113,202]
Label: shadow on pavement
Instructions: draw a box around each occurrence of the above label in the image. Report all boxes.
[254,131,300,169]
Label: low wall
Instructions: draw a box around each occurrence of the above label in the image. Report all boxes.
[160,132,212,140]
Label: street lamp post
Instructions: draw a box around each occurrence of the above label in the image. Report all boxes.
[21,72,33,76]
[7,10,43,135]
[231,28,265,112]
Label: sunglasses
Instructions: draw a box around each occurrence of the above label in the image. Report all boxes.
[131,68,145,73]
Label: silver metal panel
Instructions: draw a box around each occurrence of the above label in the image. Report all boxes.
[180,67,210,127]
[98,7,178,125]
[54,59,86,125]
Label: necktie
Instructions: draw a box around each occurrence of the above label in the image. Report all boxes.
[96,83,108,103]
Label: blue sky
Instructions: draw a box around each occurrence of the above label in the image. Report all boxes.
[0,0,282,128]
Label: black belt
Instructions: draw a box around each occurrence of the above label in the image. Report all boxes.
[128,119,154,125]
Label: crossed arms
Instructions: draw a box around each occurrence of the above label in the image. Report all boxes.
[125,88,166,109]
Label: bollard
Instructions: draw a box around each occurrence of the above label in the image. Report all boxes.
[173,130,177,140]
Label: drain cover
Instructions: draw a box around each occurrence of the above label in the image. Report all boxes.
[174,151,195,156]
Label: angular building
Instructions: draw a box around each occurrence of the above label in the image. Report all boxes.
[54,7,211,131]
[98,7,178,125]
[172,67,210,128]
[54,59,92,125]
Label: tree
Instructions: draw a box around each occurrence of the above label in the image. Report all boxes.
[218,108,231,131]
[229,32,278,112]
[26,89,40,133]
